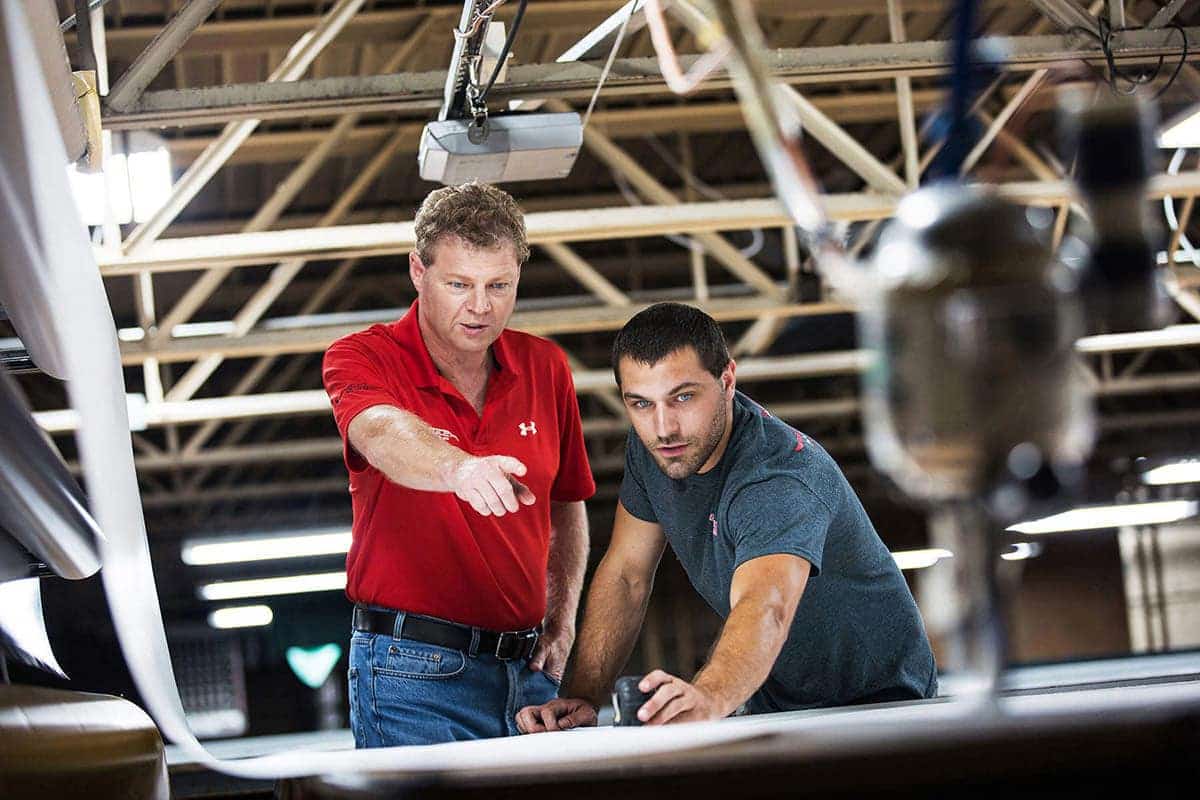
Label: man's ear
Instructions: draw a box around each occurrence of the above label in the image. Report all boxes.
[409,251,426,291]
[722,360,737,397]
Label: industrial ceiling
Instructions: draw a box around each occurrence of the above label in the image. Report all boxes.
[9,0,1200,624]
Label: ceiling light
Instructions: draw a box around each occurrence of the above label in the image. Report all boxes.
[199,571,346,601]
[67,152,132,226]
[891,543,1043,570]
[66,131,170,227]
[1007,500,1199,535]
[1141,461,1200,486]
[182,528,351,566]
[1075,324,1200,354]
[1000,542,1043,561]
[208,605,274,629]
[1158,106,1200,149]
[892,548,953,571]
[125,131,173,223]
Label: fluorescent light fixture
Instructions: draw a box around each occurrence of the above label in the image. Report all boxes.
[1156,250,1200,266]
[1007,500,1199,534]
[892,548,953,571]
[66,131,171,227]
[1141,461,1200,486]
[199,571,346,601]
[68,152,132,226]
[126,133,173,223]
[208,605,274,629]
[1158,106,1200,149]
[182,528,351,566]
[118,320,241,343]
[1075,324,1200,354]
[891,543,1042,570]
[1001,542,1043,561]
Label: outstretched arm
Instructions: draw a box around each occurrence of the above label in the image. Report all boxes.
[636,553,810,724]
[348,405,535,517]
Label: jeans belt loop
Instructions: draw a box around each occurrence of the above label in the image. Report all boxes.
[391,610,407,640]
[468,627,481,658]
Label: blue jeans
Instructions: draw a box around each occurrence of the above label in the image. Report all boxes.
[347,621,559,747]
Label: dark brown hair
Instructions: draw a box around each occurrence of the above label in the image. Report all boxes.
[612,303,731,387]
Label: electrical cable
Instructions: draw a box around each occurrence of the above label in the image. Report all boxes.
[1151,24,1188,100]
[452,0,509,42]
[640,134,765,258]
[474,0,527,107]
[609,136,765,260]
[930,0,981,179]
[1067,17,1188,99]
[580,1,638,132]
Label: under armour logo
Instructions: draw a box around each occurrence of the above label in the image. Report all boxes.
[709,513,718,538]
[518,421,538,437]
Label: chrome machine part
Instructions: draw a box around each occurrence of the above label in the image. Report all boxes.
[860,184,1094,503]
[860,183,1095,700]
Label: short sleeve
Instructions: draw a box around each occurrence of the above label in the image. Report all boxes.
[549,351,596,502]
[727,478,832,576]
[322,337,410,471]
[617,430,658,523]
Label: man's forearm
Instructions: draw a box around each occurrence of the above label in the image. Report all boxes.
[545,501,589,635]
[691,597,793,717]
[348,405,467,491]
[564,559,654,707]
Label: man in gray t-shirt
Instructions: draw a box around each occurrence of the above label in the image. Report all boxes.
[516,304,936,733]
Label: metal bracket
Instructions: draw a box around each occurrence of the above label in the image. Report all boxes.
[438,1,495,121]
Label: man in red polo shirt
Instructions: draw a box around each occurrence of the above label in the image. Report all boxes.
[322,182,595,746]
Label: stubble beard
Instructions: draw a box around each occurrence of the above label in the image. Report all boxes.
[649,401,728,480]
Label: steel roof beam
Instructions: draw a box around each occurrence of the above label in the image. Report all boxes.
[101,27,1200,129]
[94,172,1200,276]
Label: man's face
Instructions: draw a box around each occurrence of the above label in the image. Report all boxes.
[618,347,735,480]
[409,236,520,356]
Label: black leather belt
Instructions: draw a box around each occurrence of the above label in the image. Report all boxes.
[353,606,540,661]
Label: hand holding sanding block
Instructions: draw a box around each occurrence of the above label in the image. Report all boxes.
[612,675,653,726]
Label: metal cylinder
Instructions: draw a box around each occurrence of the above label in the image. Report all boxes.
[859,183,1094,501]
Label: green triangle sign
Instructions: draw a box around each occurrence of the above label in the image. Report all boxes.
[286,643,342,689]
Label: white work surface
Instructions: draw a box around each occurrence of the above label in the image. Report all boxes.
[166,676,1200,780]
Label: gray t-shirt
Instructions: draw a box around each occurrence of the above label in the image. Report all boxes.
[619,391,937,711]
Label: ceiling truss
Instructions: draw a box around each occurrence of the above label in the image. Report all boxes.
[14,0,1200,522]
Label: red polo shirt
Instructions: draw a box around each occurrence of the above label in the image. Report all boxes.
[322,302,595,631]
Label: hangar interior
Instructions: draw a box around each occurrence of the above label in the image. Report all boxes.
[3,0,1200,796]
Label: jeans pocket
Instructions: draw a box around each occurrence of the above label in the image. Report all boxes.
[376,641,466,680]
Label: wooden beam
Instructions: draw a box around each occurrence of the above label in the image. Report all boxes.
[116,297,849,365]
[94,172,1200,276]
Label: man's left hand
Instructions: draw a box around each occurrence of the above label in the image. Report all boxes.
[528,625,573,683]
[637,669,725,725]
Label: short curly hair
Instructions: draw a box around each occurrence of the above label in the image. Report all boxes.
[413,181,530,266]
